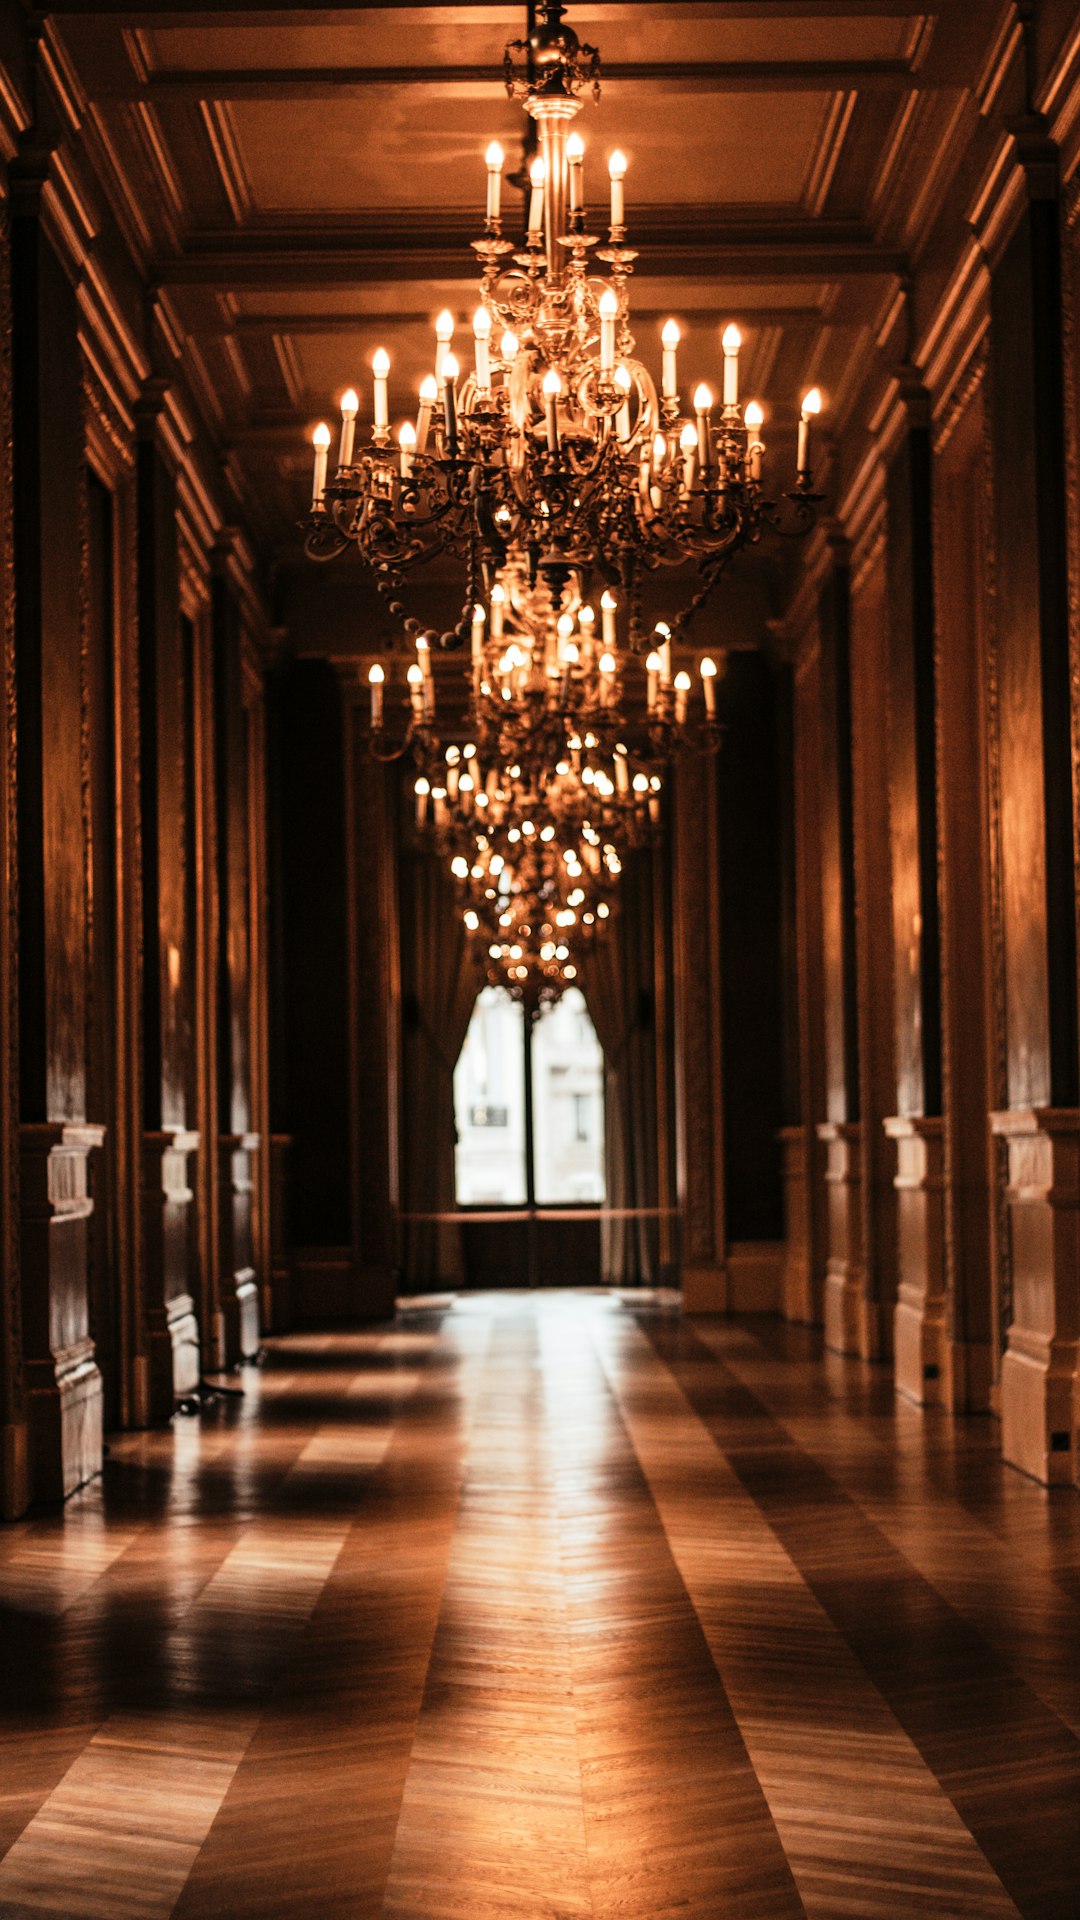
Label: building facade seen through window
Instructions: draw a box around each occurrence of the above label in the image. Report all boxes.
[454,987,606,1206]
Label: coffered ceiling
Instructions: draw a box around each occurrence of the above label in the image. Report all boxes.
[50,2,1003,573]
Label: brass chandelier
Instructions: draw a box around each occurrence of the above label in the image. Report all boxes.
[304,1,825,654]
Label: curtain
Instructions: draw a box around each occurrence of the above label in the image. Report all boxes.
[399,848,485,1289]
[581,847,660,1286]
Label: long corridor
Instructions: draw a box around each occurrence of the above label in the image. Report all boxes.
[2,1292,1080,1920]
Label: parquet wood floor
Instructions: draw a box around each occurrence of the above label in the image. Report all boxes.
[2,1294,1079,1919]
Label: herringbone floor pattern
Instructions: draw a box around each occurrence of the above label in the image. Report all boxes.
[1,1291,1079,1918]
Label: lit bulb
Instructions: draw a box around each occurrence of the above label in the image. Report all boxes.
[473,306,492,338]
[415,778,430,796]
[646,651,662,673]
[399,420,416,448]
[557,613,575,637]
[340,388,359,417]
[442,353,459,382]
[599,288,619,321]
[661,319,680,350]
[485,141,504,171]
[407,664,423,686]
[614,365,632,394]
[608,150,627,181]
[600,589,617,610]
[530,156,547,188]
[542,367,561,397]
[680,422,697,450]
[501,330,519,360]
[744,400,764,431]
[653,431,667,465]
[722,323,742,355]
[674,671,692,692]
[368,663,384,685]
[464,910,479,931]
[694,383,713,411]
[567,132,585,162]
[312,422,331,449]
[579,606,595,626]
[419,374,438,403]
[700,656,717,678]
[435,310,454,341]
[599,651,616,673]
[372,347,390,378]
[802,387,823,417]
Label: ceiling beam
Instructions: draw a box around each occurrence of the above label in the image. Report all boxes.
[46,3,941,20]
[158,220,905,288]
[88,60,922,100]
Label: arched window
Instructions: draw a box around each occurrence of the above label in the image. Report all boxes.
[453,986,606,1206]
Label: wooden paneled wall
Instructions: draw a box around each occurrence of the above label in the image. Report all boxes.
[784,136,1080,1486]
[0,56,272,1518]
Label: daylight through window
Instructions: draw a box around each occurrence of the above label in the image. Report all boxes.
[454,987,606,1207]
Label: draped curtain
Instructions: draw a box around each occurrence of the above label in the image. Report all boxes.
[581,847,660,1286]
[399,849,485,1289]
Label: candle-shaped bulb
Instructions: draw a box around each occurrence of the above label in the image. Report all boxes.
[679,418,697,489]
[372,348,390,432]
[798,387,822,477]
[653,431,667,468]
[367,659,385,727]
[311,421,332,505]
[599,651,615,673]
[674,671,691,691]
[660,317,680,400]
[567,130,585,212]
[646,650,662,673]
[500,329,519,362]
[434,309,454,383]
[744,400,764,430]
[485,140,504,221]
[442,353,459,383]
[420,374,438,403]
[607,147,627,231]
[722,323,741,407]
[542,365,561,453]
[473,305,492,391]
[528,156,546,236]
[700,653,718,717]
[398,418,416,477]
[694,383,714,470]
[338,388,359,466]
[700,656,717,679]
[599,286,618,372]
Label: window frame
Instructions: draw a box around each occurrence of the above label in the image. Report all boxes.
[454,989,605,1213]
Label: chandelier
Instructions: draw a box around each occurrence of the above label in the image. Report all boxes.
[304,1,824,653]
[366,556,723,782]
[391,688,659,998]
